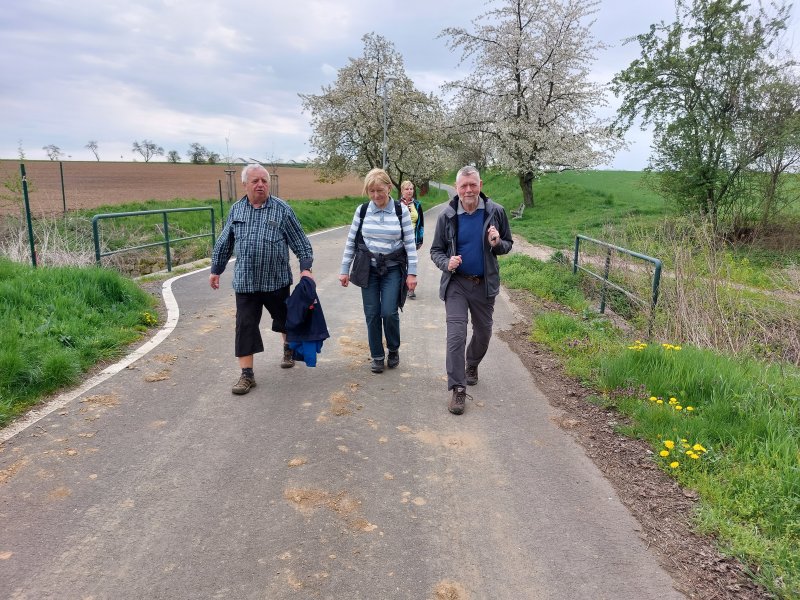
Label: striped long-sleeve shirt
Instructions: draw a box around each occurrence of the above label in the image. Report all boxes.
[340,200,418,276]
[211,195,313,293]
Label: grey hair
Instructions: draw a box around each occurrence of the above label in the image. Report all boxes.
[456,165,480,181]
[241,163,270,184]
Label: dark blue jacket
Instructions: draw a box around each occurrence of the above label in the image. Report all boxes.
[286,276,330,366]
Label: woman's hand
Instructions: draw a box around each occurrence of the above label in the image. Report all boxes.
[339,274,350,287]
[406,274,417,291]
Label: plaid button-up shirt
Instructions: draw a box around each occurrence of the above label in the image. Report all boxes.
[211,195,313,293]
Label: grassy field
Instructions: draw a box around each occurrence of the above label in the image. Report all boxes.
[481,170,800,289]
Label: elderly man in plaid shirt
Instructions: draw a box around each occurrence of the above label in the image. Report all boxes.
[209,163,314,395]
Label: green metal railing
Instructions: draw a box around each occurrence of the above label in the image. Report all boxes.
[92,207,216,272]
[573,235,662,338]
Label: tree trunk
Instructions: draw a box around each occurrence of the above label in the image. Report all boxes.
[518,171,535,207]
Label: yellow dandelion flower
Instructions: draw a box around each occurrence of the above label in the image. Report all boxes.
[669,397,677,404]
[649,396,658,402]
[664,440,675,450]
[674,345,682,351]
[656,399,664,404]
[692,443,707,453]
[689,453,700,460]
[675,405,683,411]
[681,438,688,442]
[670,462,680,469]
[659,450,670,457]
[686,406,694,411]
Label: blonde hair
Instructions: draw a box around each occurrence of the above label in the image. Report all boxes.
[363,168,392,195]
[400,180,414,192]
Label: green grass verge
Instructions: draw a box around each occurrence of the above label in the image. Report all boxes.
[501,253,800,599]
[0,257,156,426]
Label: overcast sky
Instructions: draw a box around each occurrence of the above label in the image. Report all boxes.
[1,0,796,170]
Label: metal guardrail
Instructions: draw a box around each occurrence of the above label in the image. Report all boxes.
[92,207,216,272]
[573,235,663,338]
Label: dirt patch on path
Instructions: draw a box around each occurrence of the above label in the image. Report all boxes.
[499,289,773,600]
[0,161,364,216]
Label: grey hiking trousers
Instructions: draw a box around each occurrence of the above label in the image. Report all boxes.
[444,274,495,390]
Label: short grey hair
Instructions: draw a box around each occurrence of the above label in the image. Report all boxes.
[456,165,480,182]
[241,163,270,184]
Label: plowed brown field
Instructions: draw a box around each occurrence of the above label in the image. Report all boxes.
[0,161,365,216]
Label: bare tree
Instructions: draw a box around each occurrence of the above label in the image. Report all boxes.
[17,139,25,160]
[167,150,181,163]
[85,140,100,161]
[43,144,63,161]
[132,139,165,162]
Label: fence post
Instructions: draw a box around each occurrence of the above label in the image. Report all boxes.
[598,247,612,314]
[20,163,37,267]
[59,161,67,213]
[163,212,172,272]
[572,237,580,275]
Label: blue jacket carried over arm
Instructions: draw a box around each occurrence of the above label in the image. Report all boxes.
[285,276,330,367]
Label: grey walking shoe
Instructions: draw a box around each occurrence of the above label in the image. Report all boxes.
[232,374,256,395]
[387,350,400,369]
[371,359,385,373]
[466,364,478,386]
[448,385,470,415]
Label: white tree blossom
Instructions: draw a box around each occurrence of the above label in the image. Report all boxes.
[300,33,448,189]
[441,0,623,206]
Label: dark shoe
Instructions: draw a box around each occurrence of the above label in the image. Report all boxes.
[387,350,400,369]
[448,385,470,415]
[370,359,385,373]
[466,364,478,386]
[407,290,416,299]
[232,374,256,395]
[281,346,295,369]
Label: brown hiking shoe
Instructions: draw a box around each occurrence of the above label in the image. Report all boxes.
[466,364,478,386]
[281,346,295,369]
[448,385,470,415]
[232,374,256,395]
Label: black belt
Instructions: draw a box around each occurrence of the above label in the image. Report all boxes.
[456,273,483,284]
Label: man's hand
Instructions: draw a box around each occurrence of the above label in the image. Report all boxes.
[300,269,314,280]
[487,225,500,247]
[209,274,220,290]
[339,274,350,287]
[448,255,462,273]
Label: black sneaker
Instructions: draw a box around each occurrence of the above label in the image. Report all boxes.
[371,359,385,373]
[232,374,256,395]
[466,364,478,386]
[448,385,470,415]
[387,350,400,369]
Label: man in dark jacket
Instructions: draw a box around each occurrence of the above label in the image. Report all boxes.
[429,166,513,415]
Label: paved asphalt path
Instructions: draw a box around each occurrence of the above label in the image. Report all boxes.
[0,199,686,599]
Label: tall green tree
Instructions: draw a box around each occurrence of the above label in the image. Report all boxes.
[300,33,448,189]
[441,0,620,208]
[611,0,793,230]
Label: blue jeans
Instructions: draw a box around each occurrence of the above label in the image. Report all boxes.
[361,265,402,360]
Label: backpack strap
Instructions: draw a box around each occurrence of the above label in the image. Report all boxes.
[356,201,403,238]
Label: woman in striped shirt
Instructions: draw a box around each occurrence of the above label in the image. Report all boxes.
[339,168,418,373]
